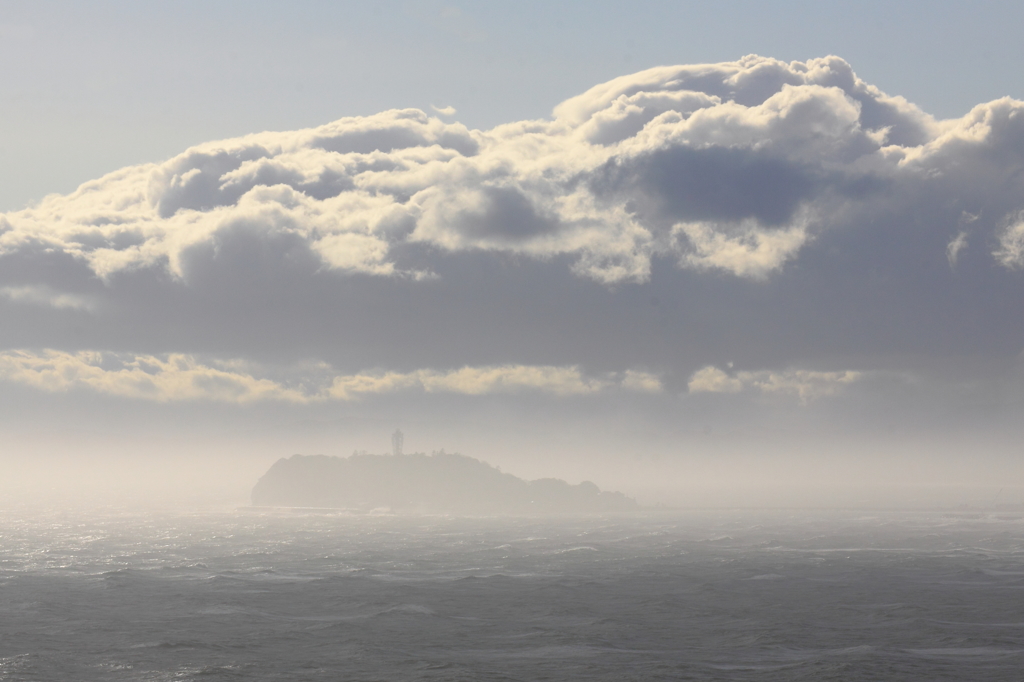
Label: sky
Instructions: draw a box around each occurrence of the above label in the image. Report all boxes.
[3,1,1024,507]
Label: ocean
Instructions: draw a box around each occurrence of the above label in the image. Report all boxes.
[1,506,1022,681]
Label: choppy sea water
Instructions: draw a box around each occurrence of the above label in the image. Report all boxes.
[1,507,1023,681]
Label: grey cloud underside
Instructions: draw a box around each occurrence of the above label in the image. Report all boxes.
[3,246,1020,379]
[3,55,1024,384]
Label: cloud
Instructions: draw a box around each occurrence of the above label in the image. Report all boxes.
[994,211,1024,269]
[3,55,1024,387]
[687,366,744,394]
[689,365,862,402]
[0,55,944,288]
[748,368,862,402]
[946,231,968,268]
[673,216,809,279]
[328,364,608,399]
[0,350,659,403]
[0,350,307,403]
[620,370,662,393]
[0,285,97,311]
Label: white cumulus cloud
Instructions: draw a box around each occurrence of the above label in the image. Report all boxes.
[0,350,660,403]
[689,365,862,403]
[994,211,1024,269]
[0,350,307,403]
[2,55,1024,390]
[0,54,966,289]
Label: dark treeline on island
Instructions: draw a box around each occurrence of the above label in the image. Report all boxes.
[252,452,638,514]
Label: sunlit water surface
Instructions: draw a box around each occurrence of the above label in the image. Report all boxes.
[1,506,1023,681]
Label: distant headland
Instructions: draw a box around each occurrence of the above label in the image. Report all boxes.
[251,452,638,514]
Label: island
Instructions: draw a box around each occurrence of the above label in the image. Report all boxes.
[251,452,638,514]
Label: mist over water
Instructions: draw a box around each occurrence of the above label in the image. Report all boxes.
[2,504,1023,681]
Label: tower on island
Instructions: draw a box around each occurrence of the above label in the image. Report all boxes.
[391,429,404,456]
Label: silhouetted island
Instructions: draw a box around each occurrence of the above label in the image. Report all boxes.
[252,452,638,514]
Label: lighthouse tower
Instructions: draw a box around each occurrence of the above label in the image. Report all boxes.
[391,429,404,456]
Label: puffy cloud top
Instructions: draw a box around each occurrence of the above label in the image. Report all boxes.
[3,55,1024,398]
